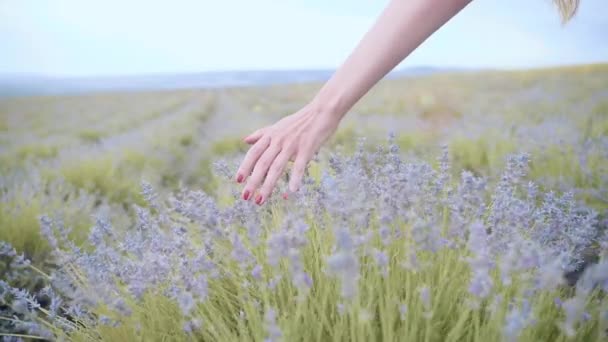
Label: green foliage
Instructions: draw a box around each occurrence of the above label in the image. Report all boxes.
[582,112,608,139]
[329,125,358,153]
[60,153,145,206]
[0,189,91,267]
[68,293,188,342]
[396,131,438,156]
[0,200,47,263]
[0,116,7,132]
[16,144,58,161]
[78,129,104,143]
[529,143,608,210]
[449,135,518,176]
[179,134,193,147]
[591,100,608,117]
[186,157,219,194]
[211,136,248,156]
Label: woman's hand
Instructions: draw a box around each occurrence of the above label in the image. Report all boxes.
[234,0,472,205]
[235,102,341,205]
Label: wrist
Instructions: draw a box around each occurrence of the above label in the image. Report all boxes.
[310,87,350,122]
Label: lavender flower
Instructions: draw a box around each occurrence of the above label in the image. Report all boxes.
[177,291,196,316]
[0,135,601,340]
[231,233,253,268]
[183,318,203,334]
[2,337,24,342]
[418,285,433,319]
[373,248,389,276]
[327,228,360,299]
[503,305,527,341]
[399,304,408,321]
[251,264,263,281]
[378,225,392,246]
[264,307,282,342]
[467,221,494,299]
[560,296,586,337]
[13,321,54,340]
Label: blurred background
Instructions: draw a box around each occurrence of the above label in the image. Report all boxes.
[0,0,606,261]
[1,0,607,91]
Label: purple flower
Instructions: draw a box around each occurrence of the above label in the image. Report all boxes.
[231,233,253,268]
[11,298,29,315]
[581,312,592,322]
[378,225,391,246]
[503,308,525,341]
[334,227,355,251]
[183,318,202,334]
[418,285,432,318]
[373,249,389,276]
[268,275,282,290]
[399,304,408,321]
[177,291,196,316]
[469,272,493,299]
[554,297,563,308]
[0,136,597,340]
[327,249,359,299]
[251,264,263,281]
[560,296,585,337]
[264,307,282,342]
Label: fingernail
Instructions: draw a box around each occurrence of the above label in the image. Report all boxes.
[243,190,251,201]
[236,174,243,183]
[255,194,264,205]
[282,192,288,200]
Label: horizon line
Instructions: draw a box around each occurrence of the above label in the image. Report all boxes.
[2,62,607,80]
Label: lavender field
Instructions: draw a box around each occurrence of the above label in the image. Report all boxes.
[1,64,607,341]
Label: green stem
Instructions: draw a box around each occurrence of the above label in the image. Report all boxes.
[28,264,50,278]
[0,333,48,340]
[424,315,431,342]
[0,316,22,323]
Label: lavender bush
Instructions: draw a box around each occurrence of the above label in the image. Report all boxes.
[1,137,606,341]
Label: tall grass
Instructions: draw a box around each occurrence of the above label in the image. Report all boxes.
[1,140,606,341]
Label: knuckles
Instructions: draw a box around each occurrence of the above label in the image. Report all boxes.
[268,163,283,175]
[257,160,271,171]
[269,135,284,147]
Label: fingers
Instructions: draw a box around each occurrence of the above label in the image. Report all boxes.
[257,147,294,203]
[235,135,270,184]
[242,143,281,204]
[243,128,266,145]
[288,144,314,193]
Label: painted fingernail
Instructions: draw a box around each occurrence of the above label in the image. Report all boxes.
[255,194,264,205]
[243,190,251,201]
[236,174,243,183]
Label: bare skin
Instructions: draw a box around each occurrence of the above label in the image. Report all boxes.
[235,0,472,205]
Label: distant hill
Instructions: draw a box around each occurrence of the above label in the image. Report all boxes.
[0,67,460,98]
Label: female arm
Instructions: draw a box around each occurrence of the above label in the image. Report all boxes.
[235,0,471,205]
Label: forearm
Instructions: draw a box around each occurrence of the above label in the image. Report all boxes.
[313,0,471,118]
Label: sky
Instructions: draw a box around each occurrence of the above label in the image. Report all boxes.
[0,0,607,77]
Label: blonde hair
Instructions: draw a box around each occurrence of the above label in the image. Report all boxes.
[554,0,579,22]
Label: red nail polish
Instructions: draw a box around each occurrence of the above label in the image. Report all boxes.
[236,174,243,183]
[243,190,250,200]
[255,194,264,205]
[282,193,288,200]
